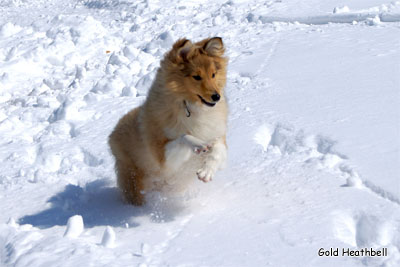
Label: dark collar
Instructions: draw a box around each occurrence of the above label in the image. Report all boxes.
[183,100,191,117]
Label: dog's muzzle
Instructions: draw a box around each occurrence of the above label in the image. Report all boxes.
[198,95,217,107]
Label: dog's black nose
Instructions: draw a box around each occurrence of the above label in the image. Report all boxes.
[211,93,220,102]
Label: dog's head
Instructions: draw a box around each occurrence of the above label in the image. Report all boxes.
[163,37,227,107]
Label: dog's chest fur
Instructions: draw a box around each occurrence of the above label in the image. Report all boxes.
[164,101,227,143]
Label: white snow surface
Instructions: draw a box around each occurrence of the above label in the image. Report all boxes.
[0,0,399,266]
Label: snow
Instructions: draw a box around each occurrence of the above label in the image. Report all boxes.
[101,226,116,248]
[0,0,399,266]
[333,6,351,14]
[64,215,84,238]
[0,22,22,38]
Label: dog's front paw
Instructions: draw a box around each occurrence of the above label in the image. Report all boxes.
[196,165,215,183]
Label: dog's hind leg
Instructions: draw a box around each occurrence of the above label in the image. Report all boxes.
[115,160,145,206]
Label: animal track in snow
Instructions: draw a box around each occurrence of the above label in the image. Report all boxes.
[332,210,398,262]
[253,123,400,206]
[82,149,104,167]
[254,123,349,167]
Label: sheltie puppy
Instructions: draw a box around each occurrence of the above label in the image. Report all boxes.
[109,37,228,205]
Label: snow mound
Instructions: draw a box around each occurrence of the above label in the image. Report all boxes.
[64,215,84,238]
[333,6,350,14]
[101,226,116,248]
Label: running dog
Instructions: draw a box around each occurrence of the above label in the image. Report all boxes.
[109,37,228,205]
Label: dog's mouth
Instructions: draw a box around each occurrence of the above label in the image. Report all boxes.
[197,95,216,107]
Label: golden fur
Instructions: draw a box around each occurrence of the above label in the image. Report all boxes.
[109,37,228,205]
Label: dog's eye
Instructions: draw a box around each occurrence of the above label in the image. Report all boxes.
[212,73,215,78]
[192,75,202,81]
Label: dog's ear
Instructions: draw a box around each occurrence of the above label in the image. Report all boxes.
[170,38,193,63]
[178,40,193,62]
[203,37,224,57]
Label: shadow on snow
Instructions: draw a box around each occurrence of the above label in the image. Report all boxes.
[19,179,147,229]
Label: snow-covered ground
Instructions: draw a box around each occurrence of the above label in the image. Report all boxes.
[0,0,399,266]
